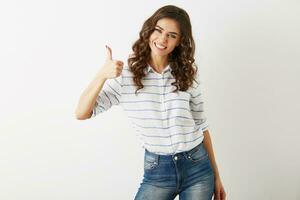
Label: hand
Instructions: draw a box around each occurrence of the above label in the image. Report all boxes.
[213,177,226,200]
[97,45,124,79]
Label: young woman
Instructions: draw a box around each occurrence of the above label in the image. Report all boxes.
[75,5,226,200]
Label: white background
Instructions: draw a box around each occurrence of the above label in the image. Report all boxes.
[1,0,299,199]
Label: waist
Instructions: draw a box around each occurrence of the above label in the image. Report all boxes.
[144,141,204,161]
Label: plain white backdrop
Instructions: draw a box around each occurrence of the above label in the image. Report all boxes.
[1,0,299,199]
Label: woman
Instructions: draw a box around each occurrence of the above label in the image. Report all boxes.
[75,5,226,200]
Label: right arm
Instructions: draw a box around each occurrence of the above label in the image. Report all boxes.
[75,73,107,120]
[74,45,124,120]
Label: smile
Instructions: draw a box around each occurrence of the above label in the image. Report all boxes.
[154,42,167,50]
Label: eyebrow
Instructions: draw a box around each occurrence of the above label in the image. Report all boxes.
[156,25,179,35]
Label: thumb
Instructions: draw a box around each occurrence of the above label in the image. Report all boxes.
[105,45,112,61]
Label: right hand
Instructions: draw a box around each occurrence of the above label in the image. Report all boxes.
[98,45,124,79]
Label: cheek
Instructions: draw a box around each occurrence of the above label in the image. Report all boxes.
[149,32,160,41]
[149,35,155,45]
[149,39,154,49]
[169,42,178,50]
[149,33,157,40]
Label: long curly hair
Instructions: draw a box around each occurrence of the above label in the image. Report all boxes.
[127,5,199,94]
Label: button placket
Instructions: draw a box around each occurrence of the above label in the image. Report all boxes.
[161,73,166,111]
[161,73,168,129]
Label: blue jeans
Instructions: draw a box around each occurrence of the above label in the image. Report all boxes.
[134,141,215,200]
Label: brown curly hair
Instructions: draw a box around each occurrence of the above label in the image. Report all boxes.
[127,5,199,94]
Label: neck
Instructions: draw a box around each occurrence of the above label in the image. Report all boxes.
[149,54,169,72]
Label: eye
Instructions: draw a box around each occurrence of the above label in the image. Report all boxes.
[166,33,176,39]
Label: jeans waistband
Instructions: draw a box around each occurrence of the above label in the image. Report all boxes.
[145,141,204,161]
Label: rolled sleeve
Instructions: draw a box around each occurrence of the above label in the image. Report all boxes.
[189,77,209,132]
[91,75,122,117]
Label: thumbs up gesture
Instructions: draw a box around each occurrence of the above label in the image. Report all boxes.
[98,45,124,79]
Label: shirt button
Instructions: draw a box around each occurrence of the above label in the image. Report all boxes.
[174,156,178,160]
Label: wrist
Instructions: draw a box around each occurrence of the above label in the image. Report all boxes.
[214,173,221,180]
[95,70,108,80]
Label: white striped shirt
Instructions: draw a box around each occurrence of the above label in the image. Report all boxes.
[91,63,209,155]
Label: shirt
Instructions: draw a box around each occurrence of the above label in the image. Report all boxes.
[91,63,209,155]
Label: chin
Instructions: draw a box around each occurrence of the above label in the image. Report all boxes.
[151,47,170,56]
[154,51,169,56]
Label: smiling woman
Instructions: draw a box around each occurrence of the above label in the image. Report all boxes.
[75,4,226,200]
[128,5,199,95]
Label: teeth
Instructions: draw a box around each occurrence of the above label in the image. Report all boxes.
[155,42,166,49]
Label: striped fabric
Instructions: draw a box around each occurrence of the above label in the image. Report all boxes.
[92,63,209,155]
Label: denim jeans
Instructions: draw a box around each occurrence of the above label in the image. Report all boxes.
[134,141,215,200]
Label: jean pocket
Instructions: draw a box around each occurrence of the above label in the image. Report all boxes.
[144,151,159,171]
[187,143,208,162]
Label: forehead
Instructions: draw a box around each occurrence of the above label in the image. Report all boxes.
[155,18,180,33]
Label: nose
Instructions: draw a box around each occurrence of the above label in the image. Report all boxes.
[159,33,168,44]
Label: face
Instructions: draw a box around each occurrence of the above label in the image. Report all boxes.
[148,18,181,57]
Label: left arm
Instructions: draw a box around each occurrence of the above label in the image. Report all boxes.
[189,78,221,179]
[203,129,227,200]
[202,129,220,179]
[189,76,226,199]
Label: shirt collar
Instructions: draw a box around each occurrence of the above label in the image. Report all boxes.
[145,63,172,74]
